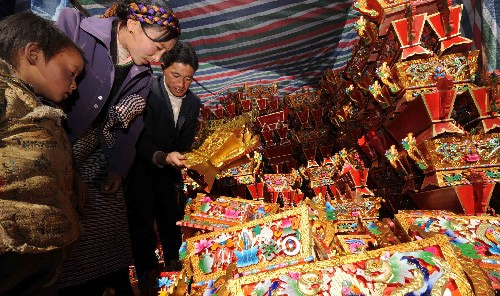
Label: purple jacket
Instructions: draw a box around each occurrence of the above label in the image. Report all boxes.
[55,8,153,177]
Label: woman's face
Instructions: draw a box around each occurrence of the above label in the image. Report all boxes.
[33,48,84,103]
[126,20,177,66]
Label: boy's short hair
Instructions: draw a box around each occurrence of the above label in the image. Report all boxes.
[161,41,198,72]
[0,12,82,67]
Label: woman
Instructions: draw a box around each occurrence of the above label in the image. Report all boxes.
[54,1,180,294]
[0,12,84,295]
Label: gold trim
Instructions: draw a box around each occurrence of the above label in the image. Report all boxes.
[457,255,495,296]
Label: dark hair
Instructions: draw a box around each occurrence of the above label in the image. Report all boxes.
[103,0,180,42]
[161,41,198,72]
[0,12,83,67]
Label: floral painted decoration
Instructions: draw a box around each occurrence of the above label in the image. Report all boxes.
[186,206,312,282]
[227,235,474,295]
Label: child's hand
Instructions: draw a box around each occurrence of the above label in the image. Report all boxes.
[166,151,186,170]
[101,172,122,194]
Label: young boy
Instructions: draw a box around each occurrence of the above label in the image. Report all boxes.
[0,12,84,295]
[125,41,201,295]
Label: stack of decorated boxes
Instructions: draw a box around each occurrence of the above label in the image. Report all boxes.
[157,0,500,294]
[163,194,497,295]
[192,82,306,205]
[320,0,499,214]
[375,1,499,215]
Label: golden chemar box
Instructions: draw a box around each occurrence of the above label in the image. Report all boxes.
[186,206,313,283]
[227,235,475,295]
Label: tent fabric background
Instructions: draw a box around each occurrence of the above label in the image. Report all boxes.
[170,0,359,105]
[27,0,500,105]
[78,0,360,106]
[457,0,500,72]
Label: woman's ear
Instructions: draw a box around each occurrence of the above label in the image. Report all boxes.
[126,19,141,34]
[23,42,43,65]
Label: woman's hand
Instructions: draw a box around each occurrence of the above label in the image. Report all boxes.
[165,151,186,170]
[101,171,122,194]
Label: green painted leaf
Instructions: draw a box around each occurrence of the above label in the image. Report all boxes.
[417,251,436,266]
[199,254,214,273]
[200,203,211,213]
[454,243,481,259]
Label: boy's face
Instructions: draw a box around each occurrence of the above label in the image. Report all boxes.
[34,48,84,103]
[163,62,195,97]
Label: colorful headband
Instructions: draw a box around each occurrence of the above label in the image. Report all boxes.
[128,2,180,34]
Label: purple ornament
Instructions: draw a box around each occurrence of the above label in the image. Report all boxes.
[148,8,154,15]
[159,8,165,14]
[138,4,145,10]
[139,17,145,22]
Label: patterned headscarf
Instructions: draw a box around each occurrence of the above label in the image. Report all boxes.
[102,2,181,37]
[128,3,180,35]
